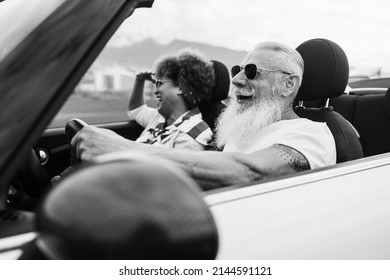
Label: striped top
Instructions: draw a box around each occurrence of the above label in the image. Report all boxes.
[127,105,213,150]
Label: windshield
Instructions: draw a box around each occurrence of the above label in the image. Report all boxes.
[0,0,65,63]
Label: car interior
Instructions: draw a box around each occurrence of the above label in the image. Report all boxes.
[198,60,230,132]
[330,86,390,157]
[293,38,390,159]
[293,38,364,163]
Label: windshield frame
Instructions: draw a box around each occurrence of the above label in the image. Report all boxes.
[0,0,154,205]
[0,0,66,63]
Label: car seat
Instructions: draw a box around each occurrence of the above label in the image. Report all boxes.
[198,60,230,131]
[347,88,390,156]
[294,38,364,163]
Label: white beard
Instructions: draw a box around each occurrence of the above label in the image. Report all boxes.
[215,87,283,149]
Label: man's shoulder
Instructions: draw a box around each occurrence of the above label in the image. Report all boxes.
[265,118,334,145]
[283,118,332,137]
[270,118,324,131]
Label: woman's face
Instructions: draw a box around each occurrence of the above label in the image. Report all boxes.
[154,75,181,118]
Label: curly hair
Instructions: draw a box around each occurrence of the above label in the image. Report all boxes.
[154,55,180,86]
[177,49,215,108]
[154,48,215,109]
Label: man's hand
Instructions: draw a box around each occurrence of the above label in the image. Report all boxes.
[71,126,134,162]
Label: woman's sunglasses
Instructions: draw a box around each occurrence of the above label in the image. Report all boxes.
[155,79,173,88]
[231,64,292,79]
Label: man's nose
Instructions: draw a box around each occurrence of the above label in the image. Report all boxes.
[232,70,247,87]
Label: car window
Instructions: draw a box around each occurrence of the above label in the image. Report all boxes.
[50,0,390,128]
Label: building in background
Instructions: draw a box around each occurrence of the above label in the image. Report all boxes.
[76,66,135,92]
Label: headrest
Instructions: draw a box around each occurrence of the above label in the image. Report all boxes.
[210,60,230,102]
[295,38,349,101]
[385,88,390,117]
[36,153,218,259]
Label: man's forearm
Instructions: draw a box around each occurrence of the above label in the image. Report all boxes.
[136,144,269,190]
[74,127,296,190]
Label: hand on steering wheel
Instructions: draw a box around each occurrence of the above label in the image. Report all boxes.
[51,118,88,186]
[65,118,88,165]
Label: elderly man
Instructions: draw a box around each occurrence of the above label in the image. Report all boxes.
[72,42,336,190]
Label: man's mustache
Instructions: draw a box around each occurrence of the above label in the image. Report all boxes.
[233,86,256,97]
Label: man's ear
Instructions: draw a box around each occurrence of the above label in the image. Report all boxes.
[281,75,300,98]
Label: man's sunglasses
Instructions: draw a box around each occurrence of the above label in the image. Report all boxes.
[231,64,292,79]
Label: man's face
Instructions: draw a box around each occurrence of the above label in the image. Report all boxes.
[215,49,285,148]
[231,49,283,111]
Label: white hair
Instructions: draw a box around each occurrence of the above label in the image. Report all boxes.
[253,42,304,91]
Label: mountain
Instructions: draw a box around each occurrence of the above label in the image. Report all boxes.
[94,38,247,72]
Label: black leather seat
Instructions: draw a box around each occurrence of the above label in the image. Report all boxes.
[330,88,390,157]
[199,60,230,131]
[294,38,364,163]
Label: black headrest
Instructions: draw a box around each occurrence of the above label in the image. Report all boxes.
[385,88,390,117]
[296,38,349,101]
[210,60,230,102]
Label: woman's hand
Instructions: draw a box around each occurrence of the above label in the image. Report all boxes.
[136,71,155,83]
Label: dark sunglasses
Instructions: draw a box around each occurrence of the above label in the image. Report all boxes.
[231,64,292,79]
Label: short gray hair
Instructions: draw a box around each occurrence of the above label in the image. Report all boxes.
[253,41,304,86]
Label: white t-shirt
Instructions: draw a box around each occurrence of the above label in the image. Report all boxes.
[223,118,336,169]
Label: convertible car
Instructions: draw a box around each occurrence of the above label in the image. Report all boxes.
[1,0,390,260]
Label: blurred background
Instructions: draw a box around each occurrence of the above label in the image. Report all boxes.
[52,0,390,127]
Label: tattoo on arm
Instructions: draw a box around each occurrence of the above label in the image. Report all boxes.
[272,144,310,172]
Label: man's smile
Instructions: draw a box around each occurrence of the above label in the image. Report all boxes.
[236,95,253,102]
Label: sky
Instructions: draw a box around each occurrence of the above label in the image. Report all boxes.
[110,0,390,75]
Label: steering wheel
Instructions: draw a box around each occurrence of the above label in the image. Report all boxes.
[65,118,88,143]
[65,118,88,165]
[13,119,87,199]
[13,148,51,198]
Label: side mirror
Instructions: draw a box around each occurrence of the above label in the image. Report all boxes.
[35,152,218,259]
